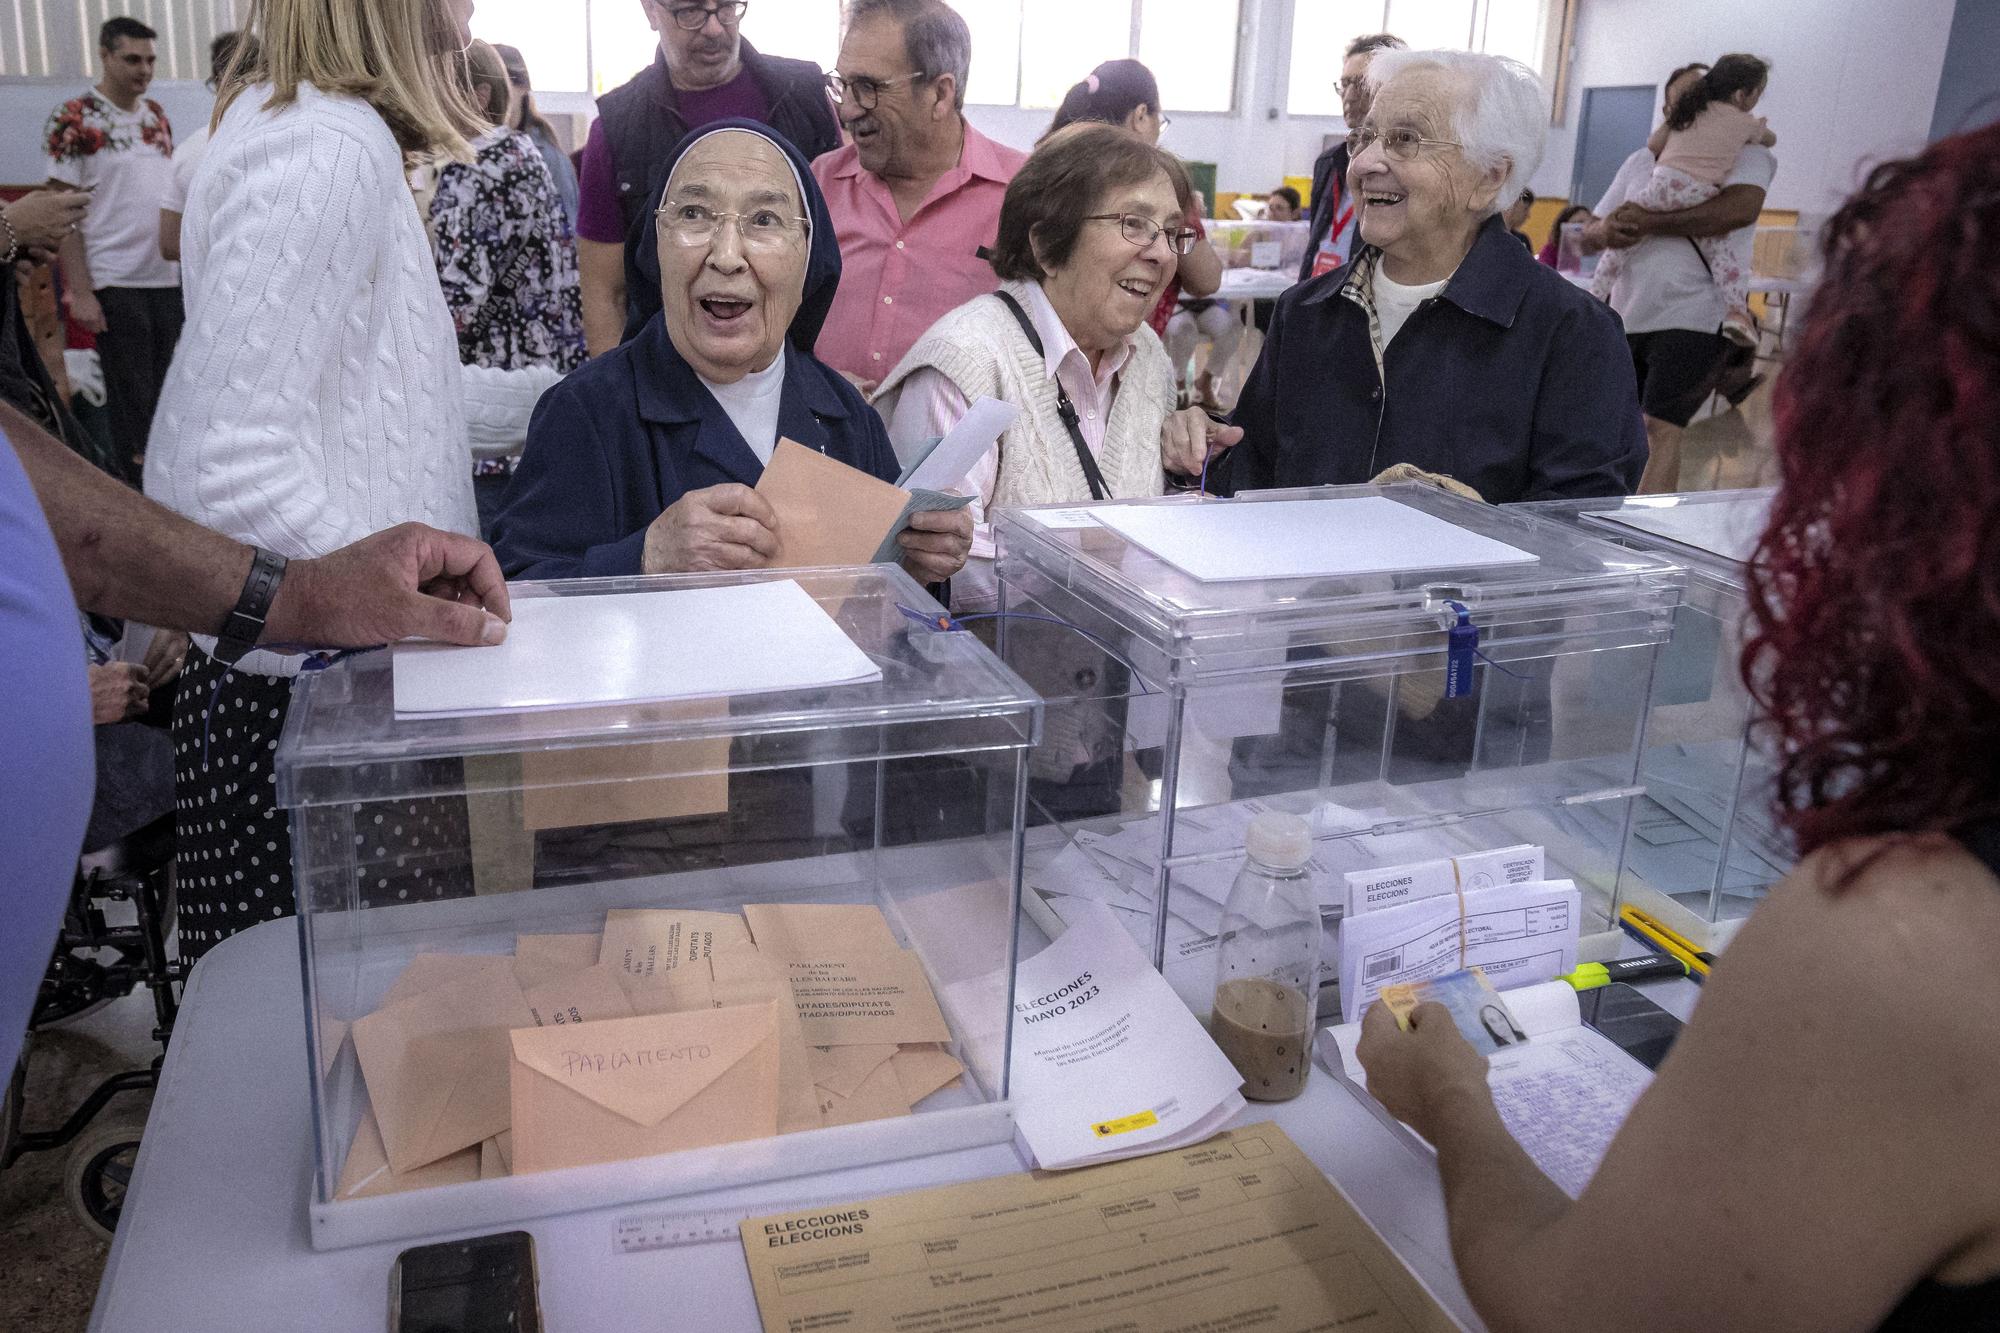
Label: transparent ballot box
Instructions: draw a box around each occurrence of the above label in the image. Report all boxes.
[1517,489,1789,947]
[275,567,1039,1250]
[992,485,1686,1013]
[1208,218,1310,272]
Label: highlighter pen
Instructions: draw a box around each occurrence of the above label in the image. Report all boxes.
[1617,908,1710,980]
[1560,954,1691,990]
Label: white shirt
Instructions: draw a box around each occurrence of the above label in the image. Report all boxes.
[882,280,1133,557]
[880,280,1136,609]
[1372,267,1449,349]
[699,346,787,466]
[145,83,477,677]
[161,125,209,214]
[1594,144,1777,335]
[44,89,178,289]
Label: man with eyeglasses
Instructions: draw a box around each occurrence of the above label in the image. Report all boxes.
[1299,32,1405,284]
[577,0,841,356]
[811,0,1026,396]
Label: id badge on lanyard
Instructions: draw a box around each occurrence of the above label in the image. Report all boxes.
[1312,201,1357,278]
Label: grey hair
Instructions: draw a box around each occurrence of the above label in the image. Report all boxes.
[1367,48,1548,216]
[844,0,972,110]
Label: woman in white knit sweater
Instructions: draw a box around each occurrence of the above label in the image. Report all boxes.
[876,123,1240,612]
[142,0,494,960]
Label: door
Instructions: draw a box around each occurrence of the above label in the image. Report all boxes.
[1570,84,1659,210]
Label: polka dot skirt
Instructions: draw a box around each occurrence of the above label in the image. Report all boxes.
[171,650,475,963]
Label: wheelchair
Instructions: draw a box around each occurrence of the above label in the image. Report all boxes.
[2,812,183,1240]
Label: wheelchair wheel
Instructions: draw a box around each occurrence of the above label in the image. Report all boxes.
[63,1112,148,1241]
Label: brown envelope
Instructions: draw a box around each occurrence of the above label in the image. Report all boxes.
[781,949,952,1046]
[743,902,901,959]
[601,909,751,980]
[380,952,515,1007]
[755,439,911,568]
[622,967,719,1016]
[890,1045,965,1105]
[508,1003,780,1175]
[515,932,600,972]
[523,963,635,1028]
[352,965,536,1173]
[711,945,823,1135]
[519,717,731,831]
[478,1135,508,1181]
[335,1106,479,1200]
[816,1059,911,1128]
[806,1043,898,1098]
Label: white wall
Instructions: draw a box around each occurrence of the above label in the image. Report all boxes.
[1539,0,1959,213]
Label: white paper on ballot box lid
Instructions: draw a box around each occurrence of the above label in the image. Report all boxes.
[1086,494,1541,583]
[390,579,883,717]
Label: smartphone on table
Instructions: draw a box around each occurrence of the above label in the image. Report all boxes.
[391,1230,542,1333]
[1577,981,1684,1071]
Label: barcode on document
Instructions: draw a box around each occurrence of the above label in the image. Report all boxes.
[1364,950,1403,980]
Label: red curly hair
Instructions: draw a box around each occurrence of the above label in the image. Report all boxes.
[1743,122,2000,856]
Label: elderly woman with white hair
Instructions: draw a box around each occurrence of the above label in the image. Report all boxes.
[1220,50,1646,502]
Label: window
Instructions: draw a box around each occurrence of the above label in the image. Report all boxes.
[1137,0,1242,114]
[1018,0,1130,109]
[1286,0,1558,117]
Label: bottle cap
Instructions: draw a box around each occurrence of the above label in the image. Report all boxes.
[1245,811,1312,870]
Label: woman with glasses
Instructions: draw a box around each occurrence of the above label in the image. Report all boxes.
[1222,49,1645,505]
[874,122,1240,612]
[492,120,971,585]
[1042,59,1228,398]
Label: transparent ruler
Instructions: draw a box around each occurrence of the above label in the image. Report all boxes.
[612,1207,749,1253]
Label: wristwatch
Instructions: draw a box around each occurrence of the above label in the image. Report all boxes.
[213,546,288,666]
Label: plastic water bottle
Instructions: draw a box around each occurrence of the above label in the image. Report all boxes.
[1210,811,1319,1101]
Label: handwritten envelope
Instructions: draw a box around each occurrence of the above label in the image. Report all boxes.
[351,965,536,1173]
[600,908,751,980]
[508,1002,780,1175]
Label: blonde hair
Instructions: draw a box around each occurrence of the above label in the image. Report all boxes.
[220,0,484,157]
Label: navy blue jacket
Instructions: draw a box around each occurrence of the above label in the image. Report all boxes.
[491,313,898,579]
[1226,214,1647,504]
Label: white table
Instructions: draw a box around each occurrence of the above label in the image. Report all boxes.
[1216,267,1296,302]
[90,916,1698,1332]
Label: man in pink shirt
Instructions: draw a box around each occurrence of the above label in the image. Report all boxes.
[812,0,1025,392]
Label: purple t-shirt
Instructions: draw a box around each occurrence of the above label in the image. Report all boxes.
[0,428,93,1078]
[576,64,774,245]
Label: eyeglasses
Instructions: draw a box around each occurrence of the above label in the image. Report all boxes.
[1336,75,1367,94]
[664,1,746,31]
[1084,213,1199,256]
[657,201,807,250]
[1346,124,1463,160]
[824,70,927,111]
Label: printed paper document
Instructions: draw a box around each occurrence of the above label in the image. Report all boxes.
[740,1123,1460,1333]
[1010,901,1245,1170]
[1338,879,1581,1022]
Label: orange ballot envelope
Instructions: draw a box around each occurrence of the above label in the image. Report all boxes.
[507,1002,781,1175]
[351,964,537,1173]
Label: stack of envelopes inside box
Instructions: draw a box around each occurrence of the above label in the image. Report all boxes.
[334,903,965,1199]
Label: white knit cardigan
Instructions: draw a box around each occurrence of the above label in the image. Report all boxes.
[145,84,483,674]
[877,280,1174,512]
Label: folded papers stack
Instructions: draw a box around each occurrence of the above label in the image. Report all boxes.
[332,903,965,1200]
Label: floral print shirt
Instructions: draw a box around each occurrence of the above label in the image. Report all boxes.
[427,127,586,378]
[44,89,173,164]
[42,89,178,288]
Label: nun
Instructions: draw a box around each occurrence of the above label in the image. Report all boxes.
[492,120,971,582]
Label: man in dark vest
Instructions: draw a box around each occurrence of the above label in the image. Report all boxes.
[1298,32,1403,284]
[576,0,840,355]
